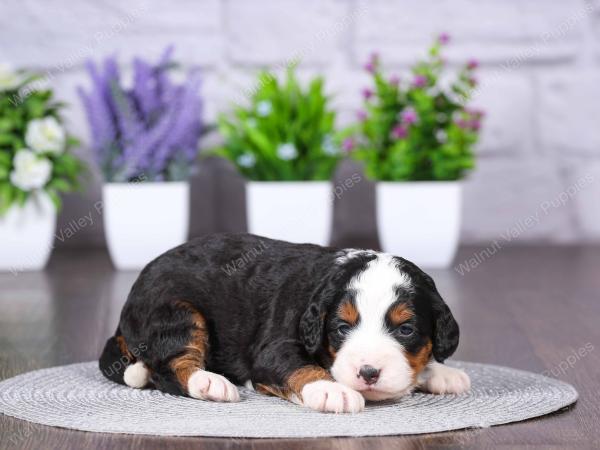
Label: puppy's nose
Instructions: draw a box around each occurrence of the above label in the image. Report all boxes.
[358,365,380,385]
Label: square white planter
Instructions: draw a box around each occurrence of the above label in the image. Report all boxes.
[376,182,462,268]
[246,181,332,246]
[103,182,190,270]
[0,192,56,272]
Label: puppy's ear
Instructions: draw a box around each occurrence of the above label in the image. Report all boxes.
[402,260,459,362]
[299,271,339,355]
[431,292,459,362]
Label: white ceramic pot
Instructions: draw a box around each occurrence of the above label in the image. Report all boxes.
[0,192,57,272]
[246,181,332,245]
[376,181,462,268]
[103,182,189,270]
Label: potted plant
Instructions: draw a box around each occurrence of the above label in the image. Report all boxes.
[0,64,84,272]
[346,35,483,267]
[78,48,203,270]
[214,68,342,245]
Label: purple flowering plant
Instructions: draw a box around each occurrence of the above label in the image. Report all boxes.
[78,47,203,182]
[345,35,483,181]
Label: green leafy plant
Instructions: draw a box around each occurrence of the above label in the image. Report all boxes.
[0,65,84,215]
[345,34,483,181]
[214,68,341,181]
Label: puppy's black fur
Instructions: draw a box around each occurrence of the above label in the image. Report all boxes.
[99,233,458,396]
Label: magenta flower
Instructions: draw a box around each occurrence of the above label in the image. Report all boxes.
[342,138,355,152]
[389,75,400,86]
[466,107,485,119]
[455,118,468,129]
[400,107,418,125]
[438,32,451,45]
[412,74,428,88]
[469,119,481,131]
[362,87,374,100]
[357,110,368,121]
[467,58,479,70]
[391,124,408,139]
[363,52,379,73]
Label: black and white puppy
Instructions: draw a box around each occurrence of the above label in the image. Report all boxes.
[100,233,470,413]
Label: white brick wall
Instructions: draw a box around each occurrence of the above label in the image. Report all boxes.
[226,0,348,65]
[1,0,599,246]
[355,0,585,66]
[470,72,535,155]
[539,71,600,155]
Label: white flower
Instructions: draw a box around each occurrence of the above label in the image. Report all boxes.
[25,117,66,154]
[322,135,340,156]
[276,143,298,161]
[0,63,22,91]
[237,153,256,168]
[256,100,272,117]
[436,129,447,143]
[10,149,52,191]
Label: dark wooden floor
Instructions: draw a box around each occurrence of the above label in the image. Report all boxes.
[1,245,599,449]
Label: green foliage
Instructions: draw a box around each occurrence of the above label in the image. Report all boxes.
[214,68,342,181]
[0,72,85,215]
[347,37,483,181]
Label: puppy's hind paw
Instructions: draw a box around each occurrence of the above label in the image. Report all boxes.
[301,380,365,413]
[123,361,150,389]
[188,370,240,402]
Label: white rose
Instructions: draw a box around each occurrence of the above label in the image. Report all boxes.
[0,63,22,91]
[9,149,52,191]
[25,117,66,154]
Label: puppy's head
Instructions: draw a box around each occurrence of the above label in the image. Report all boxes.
[299,250,459,401]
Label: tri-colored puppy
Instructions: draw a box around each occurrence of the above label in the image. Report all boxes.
[100,233,470,413]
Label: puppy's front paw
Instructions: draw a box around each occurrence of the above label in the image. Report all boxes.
[188,370,240,402]
[301,380,365,413]
[420,363,471,395]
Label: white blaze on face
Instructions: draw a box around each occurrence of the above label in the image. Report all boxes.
[330,254,414,401]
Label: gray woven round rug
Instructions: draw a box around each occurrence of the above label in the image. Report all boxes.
[0,361,577,438]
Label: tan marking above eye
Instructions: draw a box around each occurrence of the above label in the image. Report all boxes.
[388,303,414,326]
[338,301,359,325]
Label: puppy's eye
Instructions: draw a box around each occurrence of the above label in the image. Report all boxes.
[336,324,351,336]
[398,323,414,336]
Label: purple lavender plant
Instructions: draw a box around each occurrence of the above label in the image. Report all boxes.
[78,47,202,182]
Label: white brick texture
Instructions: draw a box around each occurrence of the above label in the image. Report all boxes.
[225,0,348,66]
[564,159,600,240]
[470,72,535,155]
[461,158,574,244]
[354,0,586,67]
[539,70,600,155]
[0,0,222,67]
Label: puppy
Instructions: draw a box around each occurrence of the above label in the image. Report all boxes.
[100,233,470,413]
